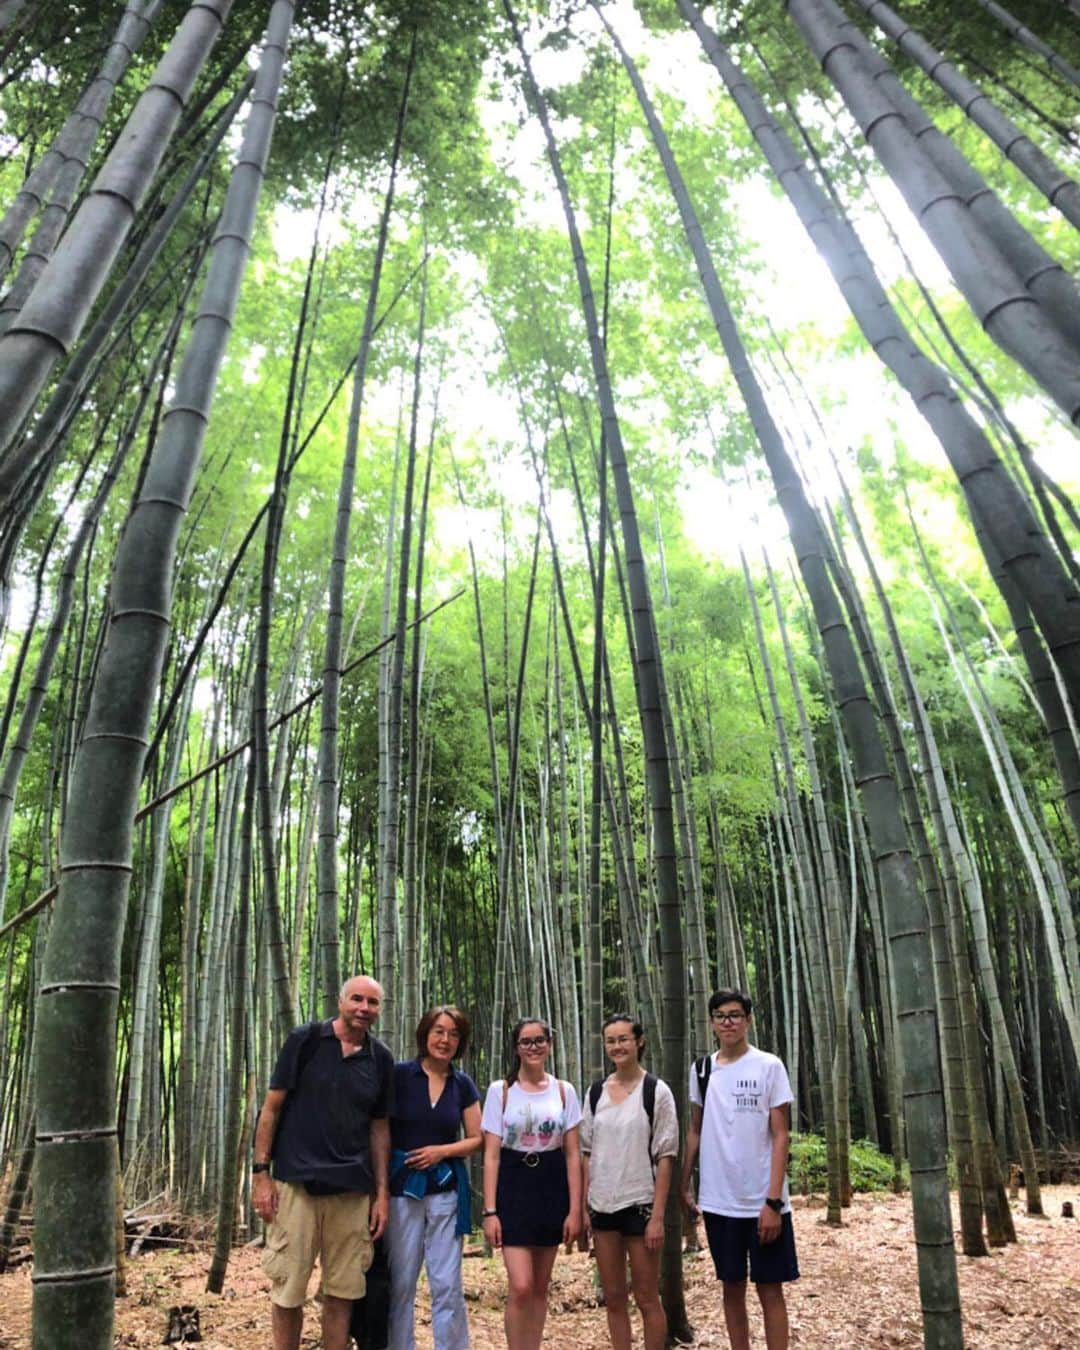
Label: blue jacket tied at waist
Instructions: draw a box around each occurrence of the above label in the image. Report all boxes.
[390,1148,472,1236]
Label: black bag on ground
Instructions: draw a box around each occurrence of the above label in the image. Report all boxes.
[348,1235,390,1350]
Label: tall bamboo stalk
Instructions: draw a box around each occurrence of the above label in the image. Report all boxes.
[29,9,293,1343]
[594,8,959,1334]
[505,3,688,1333]
[0,1,164,289]
[850,0,1080,228]
[318,34,413,1015]
[0,0,236,482]
[679,0,1080,731]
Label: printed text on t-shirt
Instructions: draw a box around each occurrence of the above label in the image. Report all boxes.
[733,1077,761,1111]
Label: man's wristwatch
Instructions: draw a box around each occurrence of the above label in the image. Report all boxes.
[765,1197,783,1213]
[252,1162,271,1174]
[482,1209,498,1218]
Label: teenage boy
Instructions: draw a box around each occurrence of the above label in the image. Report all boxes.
[680,989,798,1350]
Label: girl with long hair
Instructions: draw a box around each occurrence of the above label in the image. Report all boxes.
[480,1016,582,1349]
[581,1013,678,1350]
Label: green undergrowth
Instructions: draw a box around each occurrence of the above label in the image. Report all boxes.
[789,1133,907,1194]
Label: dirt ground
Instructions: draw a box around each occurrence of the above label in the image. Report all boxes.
[0,1186,1077,1347]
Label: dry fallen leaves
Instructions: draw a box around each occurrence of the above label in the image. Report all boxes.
[0,1185,1076,1346]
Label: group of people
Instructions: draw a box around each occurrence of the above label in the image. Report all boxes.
[252,975,799,1350]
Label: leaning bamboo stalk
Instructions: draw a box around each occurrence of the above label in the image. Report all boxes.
[785,0,1080,412]
[0,283,193,914]
[594,7,959,1337]
[30,8,293,1344]
[138,594,461,826]
[970,0,1080,90]
[851,0,1080,228]
[0,0,235,483]
[0,1,164,288]
[824,472,988,1247]
[0,1,167,322]
[898,626,1045,1217]
[0,74,251,527]
[678,0,1080,754]
[922,584,1080,1067]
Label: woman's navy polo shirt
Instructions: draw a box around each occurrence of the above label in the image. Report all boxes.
[389,1059,479,1196]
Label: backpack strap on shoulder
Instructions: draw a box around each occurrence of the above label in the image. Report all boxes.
[642,1072,659,1168]
[588,1079,603,1116]
[296,1019,324,1083]
[694,1054,712,1107]
[642,1072,657,1127]
[557,1078,567,1109]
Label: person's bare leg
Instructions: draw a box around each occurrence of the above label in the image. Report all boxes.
[626,1236,666,1350]
[527,1245,559,1348]
[271,1304,303,1350]
[320,1293,353,1350]
[502,1246,539,1349]
[757,1281,789,1350]
[593,1231,632,1349]
[721,1279,751,1350]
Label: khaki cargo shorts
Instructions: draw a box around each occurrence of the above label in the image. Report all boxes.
[262,1181,373,1306]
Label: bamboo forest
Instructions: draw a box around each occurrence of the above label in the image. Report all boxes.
[0,0,1078,1346]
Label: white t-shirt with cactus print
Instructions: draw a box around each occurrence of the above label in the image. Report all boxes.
[481,1076,582,1152]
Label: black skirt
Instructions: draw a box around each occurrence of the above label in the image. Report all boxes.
[495,1146,570,1247]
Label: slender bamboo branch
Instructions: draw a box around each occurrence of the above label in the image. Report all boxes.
[136,590,463,823]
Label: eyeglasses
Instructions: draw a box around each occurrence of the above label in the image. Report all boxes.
[517,1036,549,1049]
[711,1011,746,1024]
[430,1029,461,1040]
[603,1036,638,1047]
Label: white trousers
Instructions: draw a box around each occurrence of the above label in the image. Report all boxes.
[387,1188,469,1349]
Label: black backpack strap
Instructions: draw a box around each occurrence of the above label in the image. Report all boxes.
[642,1072,657,1128]
[588,1079,604,1117]
[296,1019,324,1082]
[694,1054,712,1108]
[270,1021,323,1167]
[642,1072,658,1169]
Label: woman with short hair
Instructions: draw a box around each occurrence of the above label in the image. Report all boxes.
[480,1016,582,1350]
[581,1013,678,1350]
[387,1005,482,1350]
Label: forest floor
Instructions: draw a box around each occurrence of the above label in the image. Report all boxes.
[0,1185,1077,1347]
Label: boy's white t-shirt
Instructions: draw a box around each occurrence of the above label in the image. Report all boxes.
[481,1076,582,1152]
[688,1045,793,1217]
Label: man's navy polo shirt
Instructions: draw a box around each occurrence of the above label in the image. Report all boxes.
[270,1020,394,1194]
[389,1058,479,1196]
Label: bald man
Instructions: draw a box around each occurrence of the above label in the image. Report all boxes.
[253,975,394,1350]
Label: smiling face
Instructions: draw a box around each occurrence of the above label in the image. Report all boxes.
[602,1019,643,1069]
[425,1012,463,1065]
[515,1020,551,1071]
[338,976,382,1038]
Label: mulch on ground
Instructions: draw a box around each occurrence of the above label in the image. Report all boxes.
[0,1185,1077,1346]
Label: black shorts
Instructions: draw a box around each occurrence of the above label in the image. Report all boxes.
[589,1204,652,1237]
[703,1211,799,1285]
[495,1147,569,1247]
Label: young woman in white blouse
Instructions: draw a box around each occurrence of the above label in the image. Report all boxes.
[581,1014,678,1350]
[481,1016,582,1350]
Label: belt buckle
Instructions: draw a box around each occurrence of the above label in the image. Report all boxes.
[523,1151,540,1168]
